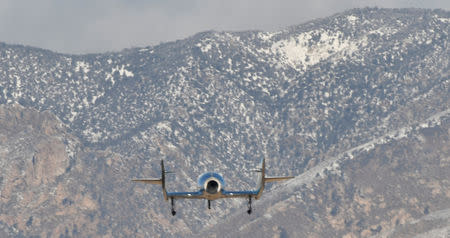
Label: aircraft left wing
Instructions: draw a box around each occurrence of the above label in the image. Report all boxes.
[166,191,204,199]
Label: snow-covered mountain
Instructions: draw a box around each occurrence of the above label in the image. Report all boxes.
[0,8,448,237]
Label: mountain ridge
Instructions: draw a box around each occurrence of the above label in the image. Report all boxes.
[0,7,449,237]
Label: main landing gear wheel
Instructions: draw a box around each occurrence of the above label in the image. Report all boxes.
[171,197,176,216]
[247,196,252,215]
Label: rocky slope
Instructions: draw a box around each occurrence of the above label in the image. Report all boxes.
[198,112,450,237]
[0,7,449,237]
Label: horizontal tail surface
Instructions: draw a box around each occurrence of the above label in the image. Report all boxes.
[132,160,168,200]
[132,179,162,184]
[255,158,294,199]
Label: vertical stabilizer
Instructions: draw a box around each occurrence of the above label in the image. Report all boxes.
[255,158,266,199]
[161,160,168,200]
[255,158,294,199]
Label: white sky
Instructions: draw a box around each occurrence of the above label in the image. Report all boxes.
[0,0,448,54]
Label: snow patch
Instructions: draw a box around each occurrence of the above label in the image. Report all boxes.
[196,42,212,53]
[436,17,450,23]
[156,121,172,133]
[166,142,177,150]
[68,110,77,123]
[113,65,134,77]
[271,30,359,71]
[347,15,358,25]
[82,97,89,107]
[105,65,134,83]
[82,128,102,143]
[75,61,90,73]
[257,32,278,41]
[92,95,100,104]
[368,26,399,37]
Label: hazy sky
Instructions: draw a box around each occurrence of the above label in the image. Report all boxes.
[0,0,448,54]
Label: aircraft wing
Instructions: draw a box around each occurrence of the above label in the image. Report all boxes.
[165,190,258,199]
[166,191,204,199]
[221,190,259,198]
[165,190,260,199]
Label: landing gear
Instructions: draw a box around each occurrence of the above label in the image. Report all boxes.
[208,200,211,209]
[171,197,176,216]
[247,196,252,215]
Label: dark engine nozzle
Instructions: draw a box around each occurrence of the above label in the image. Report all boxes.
[206,180,219,194]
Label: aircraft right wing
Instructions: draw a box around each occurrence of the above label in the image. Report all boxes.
[221,190,258,198]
